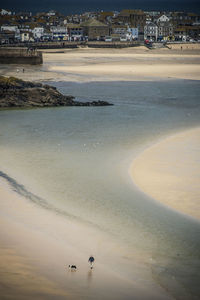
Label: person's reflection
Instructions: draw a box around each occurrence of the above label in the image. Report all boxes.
[87,269,93,285]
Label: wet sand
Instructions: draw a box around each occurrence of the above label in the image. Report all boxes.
[130,127,200,221]
[0,45,200,82]
[0,178,171,300]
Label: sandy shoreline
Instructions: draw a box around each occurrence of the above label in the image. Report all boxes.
[130,127,200,221]
[1,45,200,82]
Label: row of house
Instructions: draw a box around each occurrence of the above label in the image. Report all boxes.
[144,15,174,42]
[0,8,200,44]
[0,21,141,43]
[144,14,200,42]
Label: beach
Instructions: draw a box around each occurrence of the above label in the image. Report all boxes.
[0,45,200,299]
[130,127,200,220]
[1,44,200,82]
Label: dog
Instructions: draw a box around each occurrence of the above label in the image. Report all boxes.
[68,265,77,270]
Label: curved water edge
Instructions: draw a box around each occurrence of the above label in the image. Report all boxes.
[1,131,200,300]
[0,170,88,223]
[1,158,200,300]
[0,170,174,300]
[130,126,200,221]
[130,126,200,299]
[0,79,200,299]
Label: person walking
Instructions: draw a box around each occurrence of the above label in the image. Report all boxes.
[88,255,95,269]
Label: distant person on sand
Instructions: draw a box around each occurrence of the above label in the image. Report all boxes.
[88,256,95,269]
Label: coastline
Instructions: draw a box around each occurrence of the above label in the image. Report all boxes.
[130,127,200,221]
[1,46,200,82]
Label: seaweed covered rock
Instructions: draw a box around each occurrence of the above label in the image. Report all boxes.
[0,76,113,108]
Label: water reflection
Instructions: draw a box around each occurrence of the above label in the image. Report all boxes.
[87,269,93,285]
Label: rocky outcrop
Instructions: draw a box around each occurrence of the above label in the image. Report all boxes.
[0,76,113,108]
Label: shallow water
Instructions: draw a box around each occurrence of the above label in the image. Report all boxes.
[0,80,200,299]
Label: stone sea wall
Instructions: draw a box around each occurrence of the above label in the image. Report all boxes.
[0,41,140,50]
[0,47,43,65]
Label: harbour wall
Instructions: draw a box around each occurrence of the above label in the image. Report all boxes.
[0,41,140,49]
[0,47,43,64]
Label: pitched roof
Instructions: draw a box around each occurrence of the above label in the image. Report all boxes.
[99,11,114,17]
[111,24,127,28]
[81,19,108,27]
[67,23,82,29]
[119,9,145,16]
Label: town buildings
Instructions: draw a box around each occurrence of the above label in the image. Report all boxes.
[81,19,109,40]
[0,8,200,44]
[67,24,83,41]
[156,15,174,41]
[50,26,68,40]
[144,22,158,41]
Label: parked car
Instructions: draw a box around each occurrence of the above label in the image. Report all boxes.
[105,36,112,42]
[120,36,127,42]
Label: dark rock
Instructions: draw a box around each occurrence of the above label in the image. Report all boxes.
[0,76,113,108]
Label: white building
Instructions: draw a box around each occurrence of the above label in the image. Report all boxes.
[157,15,170,23]
[1,25,20,40]
[1,25,17,32]
[0,9,12,15]
[32,27,44,39]
[156,15,173,41]
[50,26,68,40]
[144,22,158,41]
